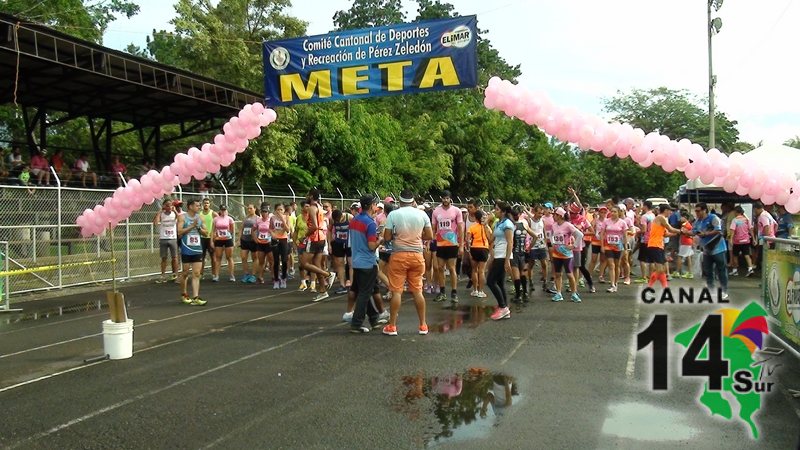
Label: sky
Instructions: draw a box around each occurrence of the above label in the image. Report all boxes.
[101,0,800,147]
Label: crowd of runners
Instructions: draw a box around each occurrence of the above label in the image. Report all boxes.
[149,188,793,335]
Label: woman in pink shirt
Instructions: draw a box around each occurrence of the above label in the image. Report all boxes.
[30,150,51,186]
[728,206,755,277]
[212,205,236,282]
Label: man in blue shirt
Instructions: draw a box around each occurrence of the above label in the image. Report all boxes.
[776,205,794,239]
[348,195,385,333]
[691,202,729,300]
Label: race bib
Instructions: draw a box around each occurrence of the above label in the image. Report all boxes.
[216,230,231,239]
[242,227,252,236]
[336,231,348,240]
[257,231,269,241]
[273,221,283,230]
[163,229,175,238]
[551,234,565,245]
[187,235,200,246]
[438,220,452,230]
[606,235,621,245]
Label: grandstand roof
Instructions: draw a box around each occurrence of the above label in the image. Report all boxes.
[0,12,262,127]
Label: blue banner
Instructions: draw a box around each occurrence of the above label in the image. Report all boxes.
[263,16,478,107]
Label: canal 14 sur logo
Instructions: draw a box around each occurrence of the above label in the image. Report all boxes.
[636,291,772,439]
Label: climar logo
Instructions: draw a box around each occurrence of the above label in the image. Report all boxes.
[269,47,290,70]
[440,25,472,48]
[637,302,772,438]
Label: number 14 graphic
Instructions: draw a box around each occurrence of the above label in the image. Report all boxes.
[637,315,730,391]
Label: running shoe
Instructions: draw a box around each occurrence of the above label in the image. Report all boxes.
[545,287,558,295]
[326,272,337,291]
[273,281,280,289]
[571,292,582,303]
[230,275,237,282]
[470,290,479,297]
[598,277,606,284]
[299,280,308,291]
[433,293,447,302]
[350,325,370,334]
[606,285,618,293]
[170,274,178,281]
[450,292,459,304]
[241,275,250,283]
[578,279,585,288]
[312,292,329,302]
[683,273,694,279]
[623,278,631,285]
[280,279,287,289]
[211,275,219,282]
[372,317,389,328]
[156,276,167,284]
[190,296,207,306]
[729,268,738,276]
[746,267,755,277]
[378,309,390,321]
[418,324,429,335]
[722,291,730,300]
[382,324,398,336]
[671,271,681,279]
[490,307,511,320]
[342,311,353,323]
[589,286,596,293]
[334,286,349,295]
[476,291,487,298]
[181,293,192,304]
[551,292,564,302]
[310,280,316,291]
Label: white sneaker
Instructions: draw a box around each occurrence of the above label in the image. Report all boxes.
[378,309,389,321]
[476,291,487,298]
[326,272,337,291]
[470,290,478,297]
[722,292,730,300]
[310,281,316,291]
[312,292,329,302]
[342,311,353,323]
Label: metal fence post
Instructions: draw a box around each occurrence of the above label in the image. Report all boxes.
[256,182,265,202]
[288,184,296,203]
[336,187,344,210]
[0,241,21,312]
[219,180,229,207]
[52,166,63,289]
[126,217,131,280]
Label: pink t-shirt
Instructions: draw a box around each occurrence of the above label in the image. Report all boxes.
[603,218,629,251]
[729,215,752,244]
[31,154,49,170]
[255,216,271,243]
[550,221,579,259]
[432,205,463,247]
[542,214,555,242]
[213,215,234,240]
[757,211,776,239]
[640,211,655,243]
[569,215,590,252]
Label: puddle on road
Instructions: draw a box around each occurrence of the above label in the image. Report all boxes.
[1,300,108,325]
[428,305,508,334]
[601,401,700,441]
[390,368,520,447]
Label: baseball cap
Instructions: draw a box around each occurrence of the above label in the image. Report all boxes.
[554,207,566,217]
[423,202,431,209]
[568,202,581,214]
[543,202,554,209]
[219,204,227,210]
[359,194,376,210]
[377,202,384,209]
[350,201,360,209]
[384,196,395,204]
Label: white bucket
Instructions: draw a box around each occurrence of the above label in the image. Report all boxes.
[102,319,134,360]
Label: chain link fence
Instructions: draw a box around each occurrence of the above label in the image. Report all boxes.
[0,182,362,304]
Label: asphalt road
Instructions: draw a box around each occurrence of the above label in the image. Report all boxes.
[1,273,798,449]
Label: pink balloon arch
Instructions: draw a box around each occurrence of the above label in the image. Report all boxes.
[76,103,278,237]
[483,77,800,214]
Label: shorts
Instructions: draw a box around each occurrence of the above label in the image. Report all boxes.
[572,251,584,269]
[527,248,548,261]
[436,245,459,260]
[240,240,257,252]
[429,241,437,252]
[379,251,391,263]
[732,243,751,257]
[591,244,602,254]
[159,239,178,259]
[256,242,272,253]
[511,252,526,270]
[332,241,351,258]
[214,239,233,248]
[637,245,651,263]
[470,247,489,262]
[306,240,325,254]
[181,253,203,264]
[647,247,666,264]
[667,237,679,253]
[387,252,425,293]
[604,250,622,260]
[552,257,572,273]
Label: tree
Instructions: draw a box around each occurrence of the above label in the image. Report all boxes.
[2,0,139,43]
[784,136,800,149]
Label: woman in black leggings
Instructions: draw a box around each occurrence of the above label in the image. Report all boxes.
[487,201,515,321]
[269,203,290,289]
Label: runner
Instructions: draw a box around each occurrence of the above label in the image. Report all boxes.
[254,202,273,284]
[176,199,208,306]
[211,204,236,282]
[752,201,776,272]
[728,205,755,277]
[636,201,655,282]
[510,205,536,304]
[294,201,311,291]
[238,204,258,283]
[646,205,682,288]
[381,189,433,336]
[432,190,464,305]
[464,200,479,291]
[600,207,628,293]
[541,202,556,292]
[329,207,353,294]
[270,203,290,289]
[549,208,584,303]
[198,198,218,280]
[487,201,514,320]
[676,212,695,278]
[302,189,337,302]
[153,199,179,283]
[466,209,491,298]
[589,206,607,280]
[568,201,595,293]
[348,195,388,333]
[526,205,552,295]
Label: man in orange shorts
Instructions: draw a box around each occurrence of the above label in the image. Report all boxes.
[382,189,434,336]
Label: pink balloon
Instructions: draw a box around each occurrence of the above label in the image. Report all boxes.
[638,153,654,168]
[749,183,764,200]
[213,134,227,147]
[629,128,645,147]
[483,95,497,110]
[761,193,776,205]
[764,179,780,196]
[161,166,174,183]
[81,227,94,238]
[735,184,749,196]
[776,189,791,206]
[660,157,677,173]
[712,159,729,178]
[684,164,700,180]
[223,122,235,136]
[200,143,212,153]
[786,197,800,214]
[739,171,754,189]
[178,173,192,185]
[234,138,249,153]
[722,177,738,193]
[630,145,648,163]
[219,152,236,167]
[615,143,632,159]
[699,171,715,185]
[251,102,265,115]
[245,125,262,140]
[263,108,277,124]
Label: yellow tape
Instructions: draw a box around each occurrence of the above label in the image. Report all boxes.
[0,259,116,277]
